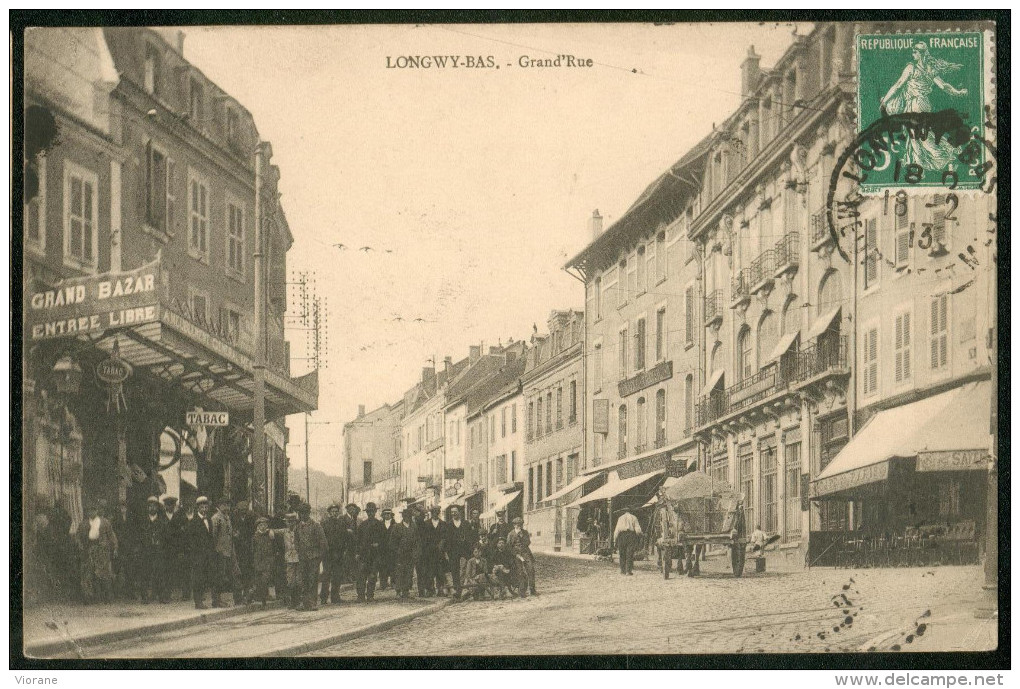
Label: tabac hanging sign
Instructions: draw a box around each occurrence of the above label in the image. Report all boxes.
[187,410,230,427]
[97,339,132,413]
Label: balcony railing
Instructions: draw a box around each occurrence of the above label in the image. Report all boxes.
[789,335,849,384]
[774,232,800,273]
[731,269,752,306]
[695,336,848,428]
[810,208,830,247]
[705,290,724,326]
[750,249,777,290]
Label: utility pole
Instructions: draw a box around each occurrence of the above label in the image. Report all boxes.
[252,141,269,516]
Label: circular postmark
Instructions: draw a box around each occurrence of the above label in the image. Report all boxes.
[825,109,997,263]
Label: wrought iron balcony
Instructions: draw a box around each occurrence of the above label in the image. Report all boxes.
[810,208,831,248]
[789,335,849,384]
[704,289,724,327]
[727,364,783,413]
[731,269,752,307]
[750,249,777,292]
[695,390,728,427]
[774,232,800,274]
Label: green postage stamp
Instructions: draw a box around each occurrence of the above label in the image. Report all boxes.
[856,31,991,192]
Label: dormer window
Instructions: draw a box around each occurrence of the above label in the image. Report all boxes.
[227,107,239,147]
[189,77,204,122]
[144,44,161,96]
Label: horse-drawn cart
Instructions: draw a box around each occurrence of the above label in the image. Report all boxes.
[653,472,747,578]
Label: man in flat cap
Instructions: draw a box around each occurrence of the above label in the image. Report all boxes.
[137,495,170,604]
[445,506,473,599]
[488,508,512,545]
[294,502,327,611]
[211,497,241,607]
[232,500,256,604]
[319,502,345,605]
[355,502,386,602]
[161,496,188,601]
[187,496,215,609]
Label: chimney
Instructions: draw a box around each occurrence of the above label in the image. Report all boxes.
[176,30,186,56]
[357,404,366,418]
[469,345,481,364]
[741,45,761,97]
[588,209,604,239]
[489,346,500,355]
[444,356,453,376]
[421,366,436,387]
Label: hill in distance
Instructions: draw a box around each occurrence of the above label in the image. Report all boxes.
[287,466,345,511]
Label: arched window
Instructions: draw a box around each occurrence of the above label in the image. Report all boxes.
[737,326,753,381]
[655,389,667,446]
[782,294,799,335]
[618,405,628,459]
[757,311,778,368]
[818,270,843,312]
[684,375,694,434]
[636,397,647,451]
[710,341,723,373]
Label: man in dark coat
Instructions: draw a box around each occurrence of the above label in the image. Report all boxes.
[136,496,170,603]
[188,496,216,609]
[445,506,474,598]
[319,503,345,605]
[294,502,327,611]
[392,509,415,599]
[163,497,191,601]
[232,500,257,604]
[340,503,360,584]
[355,502,386,602]
[111,500,137,600]
[507,516,537,596]
[377,508,399,590]
[489,536,518,599]
[488,509,512,544]
[419,506,448,596]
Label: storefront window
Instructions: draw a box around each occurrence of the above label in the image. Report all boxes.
[785,441,802,541]
[761,440,777,533]
[739,444,754,528]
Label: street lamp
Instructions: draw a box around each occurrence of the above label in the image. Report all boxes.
[52,355,83,395]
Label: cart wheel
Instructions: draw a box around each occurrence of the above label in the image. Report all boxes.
[730,545,745,577]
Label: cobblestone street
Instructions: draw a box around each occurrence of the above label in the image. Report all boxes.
[308,554,997,656]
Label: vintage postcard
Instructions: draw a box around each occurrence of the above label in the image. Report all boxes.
[15,15,1002,665]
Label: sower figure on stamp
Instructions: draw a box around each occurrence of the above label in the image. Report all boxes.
[319,502,345,605]
[355,502,386,602]
[378,507,398,590]
[187,496,215,609]
[136,495,170,603]
[507,516,537,597]
[295,502,327,611]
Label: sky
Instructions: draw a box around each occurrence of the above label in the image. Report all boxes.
[181,21,810,476]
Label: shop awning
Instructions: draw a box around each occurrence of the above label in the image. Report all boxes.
[806,306,841,340]
[767,331,799,363]
[701,369,725,397]
[812,382,991,497]
[565,469,664,509]
[480,490,521,519]
[439,492,466,510]
[541,473,601,504]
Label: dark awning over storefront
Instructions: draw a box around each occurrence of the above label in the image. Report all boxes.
[25,258,317,419]
[811,382,991,498]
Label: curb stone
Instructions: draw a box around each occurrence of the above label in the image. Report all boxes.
[26,600,288,658]
[264,598,453,657]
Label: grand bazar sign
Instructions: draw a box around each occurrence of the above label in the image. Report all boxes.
[27,260,160,341]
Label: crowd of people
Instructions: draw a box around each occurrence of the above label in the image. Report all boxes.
[32,494,539,610]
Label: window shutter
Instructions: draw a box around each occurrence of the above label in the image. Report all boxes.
[894,315,903,382]
[685,287,694,343]
[902,312,911,379]
[932,210,947,247]
[865,218,878,285]
[896,224,910,265]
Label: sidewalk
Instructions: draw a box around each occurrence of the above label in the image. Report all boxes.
[24,596,285,657]
[24,590,453,658]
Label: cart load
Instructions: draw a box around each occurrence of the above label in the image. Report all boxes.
[653,471,748,577]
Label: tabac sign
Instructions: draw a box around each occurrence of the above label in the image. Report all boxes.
[187,411,230,427]
[26,259,161,341]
